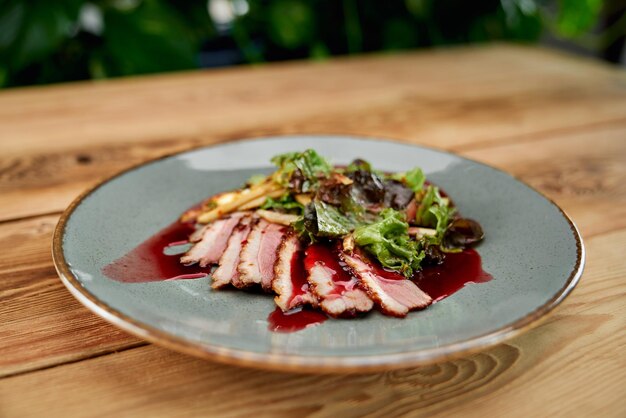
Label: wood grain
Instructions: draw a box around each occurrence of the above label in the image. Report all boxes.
[0,45,621,157]
[1,44,626,222]
[462,123,626,238]
[0,138,197,222]
[1,229,624,418]
[0,215,142,378]
[0,115,623,379]
[1,44,625,417]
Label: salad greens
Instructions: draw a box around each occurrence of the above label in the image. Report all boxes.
[271,149,332,192]
[353,209,424,276]
[391,167,426,192]
[243,149,482,278]
[415,185,455,241]
[294,200,356,241]
[246,173,268,187]
[260,193,304,215]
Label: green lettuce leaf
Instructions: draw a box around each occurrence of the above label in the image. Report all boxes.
[345,158,372,173]
[391,167,425,192]
[261,193,304,215]
[271,149,331,192]
[245,173,267,187]
[430,203,456,244]
[353,208,424,277]
[415,185,438,226]
[415,185,456,244]
[294,200,356,241]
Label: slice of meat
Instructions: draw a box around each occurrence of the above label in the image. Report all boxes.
[238,220,286,291]
[232,217,264,289]
[236,218,266,288]
[339,249,432,317]
[180,212,246,267]
[212,215,253,289]
[188,225,208,243]
[304,243,373,317]
[272,233,318,311]
[258,223,288,291]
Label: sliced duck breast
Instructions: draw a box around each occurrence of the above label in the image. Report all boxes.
[180,212,246,267]
[339,249,432,317]
[272,233,318,311]
[237,220,287,291]
[304,243,373,317]
[212,215,253,289]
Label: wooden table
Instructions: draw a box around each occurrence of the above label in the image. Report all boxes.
[1,44,624,417]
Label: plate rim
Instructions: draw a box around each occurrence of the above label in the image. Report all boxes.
[52,135,585,373]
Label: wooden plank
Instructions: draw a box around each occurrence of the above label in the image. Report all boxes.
[0,215,142,378]
[0,122,623,377]
[461,123,626,238]
[1,45,623,159]
[0,273,144,378]
[0,111,624,226]
[1,45,626,222]
[1,228,623,418]
[0,138,198,221]
[0,215,57,275]
[2,45,625,157]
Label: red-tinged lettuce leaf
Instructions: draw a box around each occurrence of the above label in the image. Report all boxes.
[443,218,484,249]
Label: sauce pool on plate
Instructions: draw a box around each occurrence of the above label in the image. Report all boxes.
[102,216,492,333]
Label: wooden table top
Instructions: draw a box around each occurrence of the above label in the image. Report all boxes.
[1,44,624,418]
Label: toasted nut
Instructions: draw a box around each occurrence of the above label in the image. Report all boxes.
[295,194,312,206]
[408,227,437,238]
[342,234,355,253]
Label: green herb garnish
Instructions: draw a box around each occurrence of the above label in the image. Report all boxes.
[271,149,332,192]
[261,193,304,215]
[353,209,425,277]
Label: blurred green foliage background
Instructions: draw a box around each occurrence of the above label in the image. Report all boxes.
[0,0,623,88]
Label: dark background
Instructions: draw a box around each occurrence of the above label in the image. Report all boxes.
[1,0,624,88]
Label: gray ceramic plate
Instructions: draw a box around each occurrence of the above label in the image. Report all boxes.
[53,136,584,372]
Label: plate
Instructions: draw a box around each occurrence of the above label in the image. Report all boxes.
[53,136,584,372]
